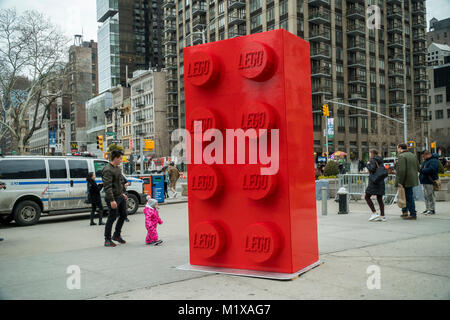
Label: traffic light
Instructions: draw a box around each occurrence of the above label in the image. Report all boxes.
[431,142,436,149]
[322,104,330,117]
[96,135,104,151]
[144,139,154,151]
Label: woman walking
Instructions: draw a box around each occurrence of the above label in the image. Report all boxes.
[87,172,105,226]
[365,150,387,222]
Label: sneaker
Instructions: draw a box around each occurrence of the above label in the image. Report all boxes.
[402,215,417,220]
[369,213,380,221]
[112,235,126,244]
[99,222,105,225]
[146,240,162,246]
[90,222,97,226]
[421,210,430,215]
[172,192,178,198]
[104,239,116,247]
[428,210,436,215]
[378,216,387,222]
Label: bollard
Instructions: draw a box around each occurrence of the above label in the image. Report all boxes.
[321,187,327,216]
[337,187,349,214]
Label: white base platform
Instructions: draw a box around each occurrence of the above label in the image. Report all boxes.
[177,260,322,281]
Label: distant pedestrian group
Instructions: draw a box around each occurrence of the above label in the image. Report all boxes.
[364,143,440,222]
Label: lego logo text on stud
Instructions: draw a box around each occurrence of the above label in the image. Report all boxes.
[240,166,277,200]
[192,221,226,259]
[243,223,281,264]
[189,165,221,200]
[238,42,276,81]
[186,51,218,87]
[237,102,277,138]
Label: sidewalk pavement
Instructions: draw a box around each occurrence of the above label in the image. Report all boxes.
[0,199,448,300]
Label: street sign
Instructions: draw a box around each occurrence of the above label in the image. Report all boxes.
[144,139,155,151]
[327,118,334,139]
[112,140,122,144]
[105,132,115,136]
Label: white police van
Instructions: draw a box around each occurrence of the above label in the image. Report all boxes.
[0,156,146,226]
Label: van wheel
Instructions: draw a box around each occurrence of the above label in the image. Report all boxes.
[0,214,14,224]
[126,194,139,215]
[14,200,41,226]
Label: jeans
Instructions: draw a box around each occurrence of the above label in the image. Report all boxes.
[422,184,435,212]
[401,187,416,217]
[104,196,127,240]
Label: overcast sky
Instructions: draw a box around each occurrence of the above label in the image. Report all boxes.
[1,0,449,43]
[0,0,98,43]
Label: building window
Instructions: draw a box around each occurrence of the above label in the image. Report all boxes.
[436,110,444,119]
[280,19,288,30]
[266,6,274,22]
[250,13,262,30]
[435,94,443,104]
[250,0,261,12]
[279,0,288,16]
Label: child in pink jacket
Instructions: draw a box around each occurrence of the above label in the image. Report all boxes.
[144,197,163,245]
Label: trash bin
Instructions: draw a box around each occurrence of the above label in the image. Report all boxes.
[337,187,349,214]
[151,175,165,203]
[139,176,152,197]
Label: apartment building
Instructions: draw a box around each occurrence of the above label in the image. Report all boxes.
[426,57,450,154]
[68,38,98,152]
[427,42,450,66]
[162,0,428,160]
[129,69,170,159]
[85,92,113,157]
[427,17,450,46]
[96,0,165,93]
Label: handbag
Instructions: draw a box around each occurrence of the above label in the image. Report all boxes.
[370,160,388,184]
[397,184,407,208]
[432,178,441,191]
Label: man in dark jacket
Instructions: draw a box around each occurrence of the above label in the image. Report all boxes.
[419,152,439,215]
[103,150,128,247]
[395,143,420,220]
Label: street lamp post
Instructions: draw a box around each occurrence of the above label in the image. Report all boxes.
[324,99,408,145]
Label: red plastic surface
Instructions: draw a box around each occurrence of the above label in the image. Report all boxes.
[184,29,318,273]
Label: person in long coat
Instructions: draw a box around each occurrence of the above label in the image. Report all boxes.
[87,172,105,226]
[365,150,386,222]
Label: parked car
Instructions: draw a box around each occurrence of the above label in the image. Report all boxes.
[0,156,146,226]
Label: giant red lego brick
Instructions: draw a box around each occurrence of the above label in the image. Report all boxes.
[183,29,318,274]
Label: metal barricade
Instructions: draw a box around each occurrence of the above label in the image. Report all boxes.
[337,174,397,204]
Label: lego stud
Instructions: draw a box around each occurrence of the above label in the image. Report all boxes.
[186,50,218,87]
[186,107,220,142]
[191,221,226,259]
[239,166,277,200]
[243,223,281,263]
[189,165,222,200]
[238,41,276,81]
[238,102,276,138]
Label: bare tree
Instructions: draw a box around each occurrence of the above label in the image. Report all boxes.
[0,9,70,154]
